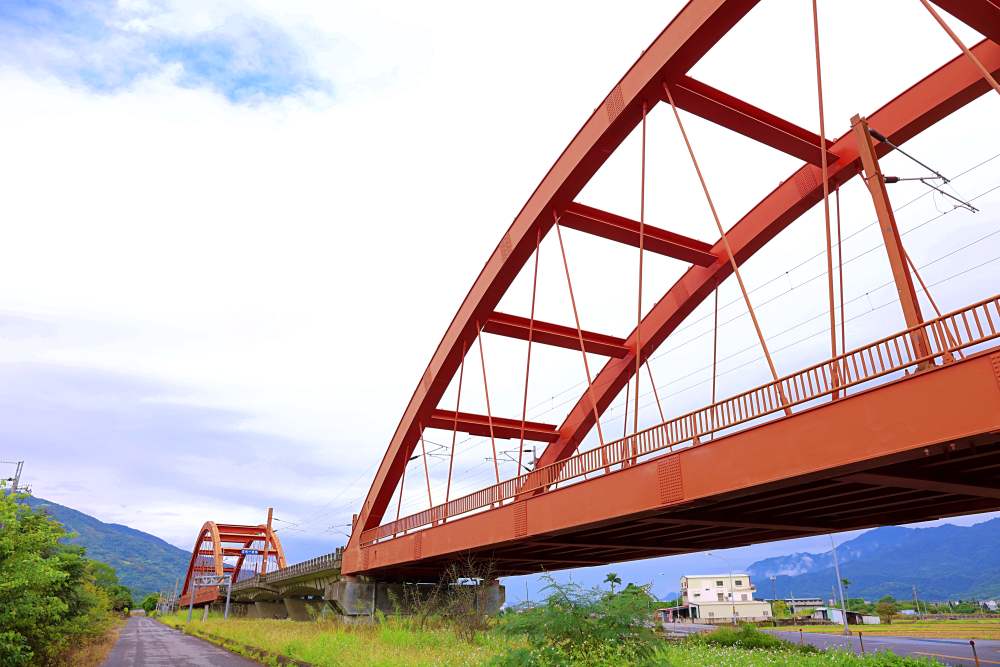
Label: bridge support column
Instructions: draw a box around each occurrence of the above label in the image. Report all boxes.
[249,601,288,619]
[283,597,329,621]
[327,576,376,616]
[478,579,505,615]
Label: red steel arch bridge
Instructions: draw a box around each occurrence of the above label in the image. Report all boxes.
[199,1,1000,608]
[339,0,1000,581]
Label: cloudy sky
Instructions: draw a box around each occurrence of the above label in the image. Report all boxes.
[1,1,997,600]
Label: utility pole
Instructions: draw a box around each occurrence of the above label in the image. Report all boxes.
[259,507,274,576]
[851,114,930,362]
[913,585,922,620]
[707,552,737,624]
[1,460,30,494]
[830,535,851,635]
[770,575,777,609]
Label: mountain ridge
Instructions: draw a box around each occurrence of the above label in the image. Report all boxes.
[23,495,189,598]
[747,519,1000,601]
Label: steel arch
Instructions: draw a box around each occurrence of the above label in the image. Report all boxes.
[178,520,286,607]
[345,0,1000,569]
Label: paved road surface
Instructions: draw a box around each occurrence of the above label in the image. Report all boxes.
[102,616,259,667]
[663,623,1000,666]
[769,630,1000,667]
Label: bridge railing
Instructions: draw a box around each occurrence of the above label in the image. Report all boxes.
[232,547,344,590]
[361,294,1000,546]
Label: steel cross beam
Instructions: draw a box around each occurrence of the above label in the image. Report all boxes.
[428,409,559,442]
[484,311,629,358]
[839,473,1000,499]
[930,0,1000,43]
[559,202,717,266]
[664,75,838,166]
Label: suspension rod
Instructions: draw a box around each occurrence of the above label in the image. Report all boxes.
[813,0,840,399]
[634,102,647,445]
[519,228,541,475]
[918,0,1000,97]
[418,424,434,509]
[444,344,465,519]
[476,326,501,485]
[664,82,791,416]
[553,212,608,465]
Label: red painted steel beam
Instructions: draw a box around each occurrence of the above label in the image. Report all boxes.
[483,311,629,358]
[931,0,1000,42]
[560,202,717,266]
[428,409,559,442]
[348,0,763,541]
[345,351,1000,575]
[665,75,838,166]
[536,39,1000,471]
[838,472,1000,499]
[641,517,832,532]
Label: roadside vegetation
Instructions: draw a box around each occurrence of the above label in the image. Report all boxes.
[0,487,131,666]
[161,610,518,666]
[159,571,940,666]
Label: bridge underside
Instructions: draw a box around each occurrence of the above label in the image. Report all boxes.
[350,350,1000,580]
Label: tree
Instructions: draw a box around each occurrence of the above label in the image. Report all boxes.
[86,561,132,613]
[876,600,898,625]
[770,600,789,618]
[0,488,118,665]
[604,572,622,594]
[141,594,160,616]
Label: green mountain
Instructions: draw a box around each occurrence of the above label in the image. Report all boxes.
[23,495,189,598]
[747,518,1000,601]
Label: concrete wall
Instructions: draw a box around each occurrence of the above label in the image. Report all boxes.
[248,601,289,619]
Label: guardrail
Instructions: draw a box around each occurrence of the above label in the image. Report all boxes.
[362,294,1000,546]
[232,547,344,590]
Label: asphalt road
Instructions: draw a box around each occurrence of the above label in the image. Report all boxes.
[768,629,1000,667]
[663,622,1000,666]
[101,616,259,667]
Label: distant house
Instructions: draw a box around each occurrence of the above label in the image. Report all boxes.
[811,607,880,625]
[764,596,824,615]
[657,574,772,622]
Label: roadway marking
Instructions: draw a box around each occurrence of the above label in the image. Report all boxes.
[915,651,1000,665]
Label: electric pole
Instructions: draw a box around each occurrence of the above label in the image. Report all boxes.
[830,535,851,635]
[1,460,30,494]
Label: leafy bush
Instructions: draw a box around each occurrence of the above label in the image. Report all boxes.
[491,574,658,666]
[141,593,160,615]
[692,623,819,653]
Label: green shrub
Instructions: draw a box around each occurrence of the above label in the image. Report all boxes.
[491,574,658,666]
[693,623,819,653]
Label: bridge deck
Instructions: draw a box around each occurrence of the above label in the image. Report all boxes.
[344,336,1000,578]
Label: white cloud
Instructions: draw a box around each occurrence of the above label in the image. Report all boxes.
[1,0,998,568]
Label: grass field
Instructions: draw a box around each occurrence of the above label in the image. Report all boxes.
[786,619,1000,640]
[653,644,936,666]
[158,612,939,666]
[159,611,519,666]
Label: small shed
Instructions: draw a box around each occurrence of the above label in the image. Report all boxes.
[811,607,880,625]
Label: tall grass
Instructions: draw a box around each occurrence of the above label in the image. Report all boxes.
[160,611,518,667]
